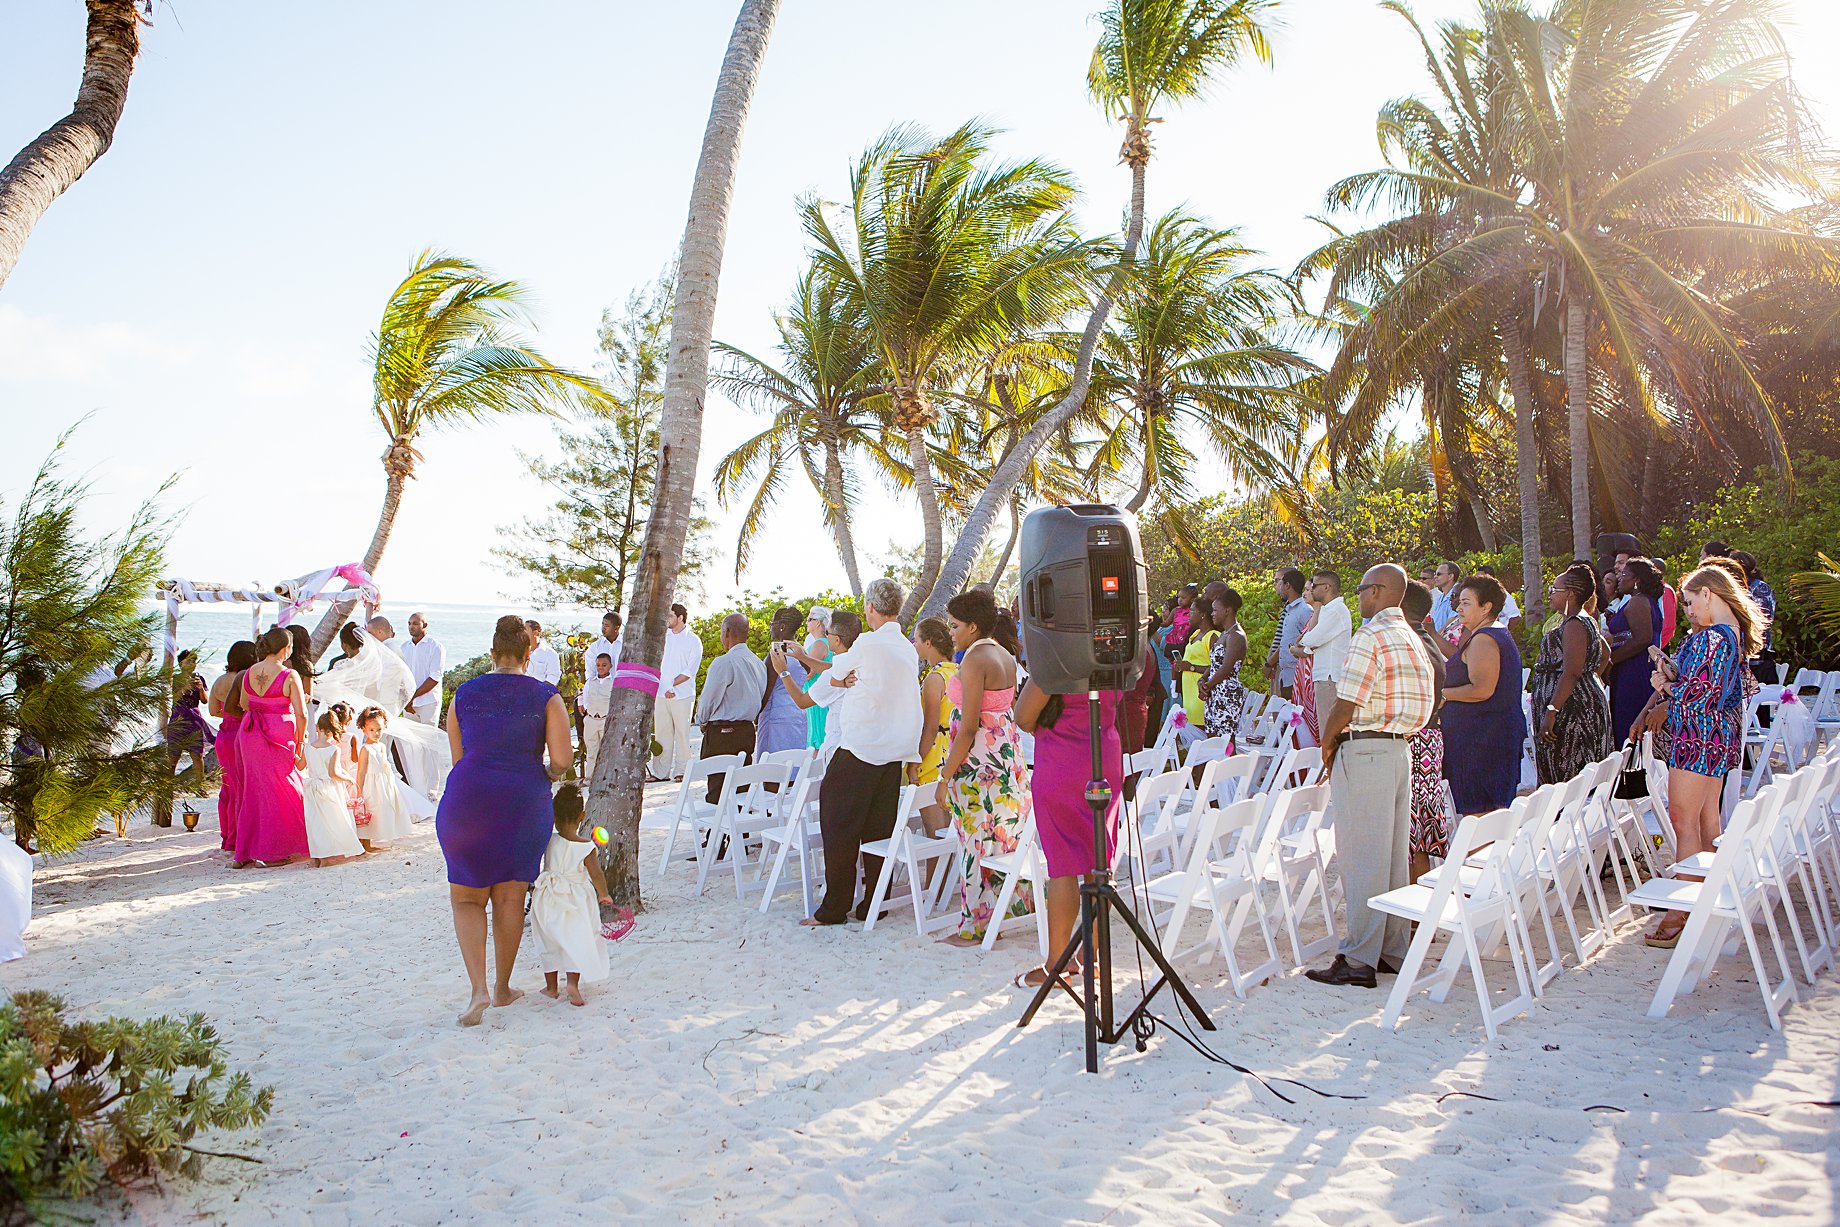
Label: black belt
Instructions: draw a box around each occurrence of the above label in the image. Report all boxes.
[1349,730,1406,741]
[702,720,755,734]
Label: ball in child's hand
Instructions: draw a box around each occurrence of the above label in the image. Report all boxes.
[592,825,611,847]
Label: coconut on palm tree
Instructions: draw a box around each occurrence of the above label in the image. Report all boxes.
[803,120,1093,620]
[711,265,896,595]
[924,0,1280,619]
[306,250,608,658]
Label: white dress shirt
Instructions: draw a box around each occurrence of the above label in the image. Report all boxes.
[658,627,703,703]
[580,672,613,718]
[587,635,622,674]
[1297,598,1353,682]
[528,642,562,688]
[807,621,922,766]
[1495,590,1522,630]
[398,635,446,714]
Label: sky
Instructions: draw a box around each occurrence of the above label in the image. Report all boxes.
[2,0,1836,609]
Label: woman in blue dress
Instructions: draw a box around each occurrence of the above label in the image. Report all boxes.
[756,607,812,756]
[1605,558,1664,744]
[1640,566,1765,947]
[1440,575,1526,816]
[437,615,573,1027]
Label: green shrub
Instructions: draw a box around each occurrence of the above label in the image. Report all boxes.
[687,589,864,692]
[0,991,273,1221]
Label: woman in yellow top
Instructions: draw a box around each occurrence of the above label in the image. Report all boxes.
[1175,608,1219,727]
[911,618,958,834]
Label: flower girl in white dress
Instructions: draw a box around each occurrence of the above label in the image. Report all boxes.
[353,707,415,850]
[302,711,365,865]
[531,786,611,1005]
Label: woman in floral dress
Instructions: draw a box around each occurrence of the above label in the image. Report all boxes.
[1640,565,1765,948]
[935,590,1030,946]
[1530,563,1612,784]
[1199,587,1248,742]
[1400,582,1449,880]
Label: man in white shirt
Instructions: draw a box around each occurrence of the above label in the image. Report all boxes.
[1472,564,1522,634]
[1428,561,1460,636]
[1297,570,1354,727]
[791,578,921,927]
[650,603,703,782]
[587,611,623,675]
[367,615,399,655]
[398,612,445,726]
[525,618,562,688]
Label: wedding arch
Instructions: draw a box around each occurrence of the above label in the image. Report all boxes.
[155,564,380,668]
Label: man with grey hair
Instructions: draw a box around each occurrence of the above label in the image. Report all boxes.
[797,577,922,926]
[694,612,767,803]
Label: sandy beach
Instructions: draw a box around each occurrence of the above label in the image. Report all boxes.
[9,789,1839,1225]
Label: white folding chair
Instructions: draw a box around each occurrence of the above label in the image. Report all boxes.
[1375,806,1536,1040]
[754,757,828,916]
[654,754,745,876]
[696,758,793,899]
[1255,784,1339,966]
[1143,796,1284,998]
[862,786,964,936]
[1126,767,1192,880]
[1631,790,1799,1030]
[980,805,1049,955]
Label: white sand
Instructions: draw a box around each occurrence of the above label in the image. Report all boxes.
[9,791,1840,1225]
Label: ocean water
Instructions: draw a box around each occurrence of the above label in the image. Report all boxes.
[149,599,605,676]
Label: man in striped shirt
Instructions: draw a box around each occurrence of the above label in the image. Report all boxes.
[1306,563,1438,989]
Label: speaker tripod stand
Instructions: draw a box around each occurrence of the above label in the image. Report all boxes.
[1017,691,1215,1072]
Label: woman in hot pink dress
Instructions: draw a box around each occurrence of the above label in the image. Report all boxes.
[206,640,259,853]
[233,628,310,867]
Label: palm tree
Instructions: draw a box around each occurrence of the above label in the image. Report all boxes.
[1084,210,1316,531]
[924,0,1280,619]
[0,0,142,290]
[803,120,1092,620]
[306,251,607,658]
[711,265,896,595]
[587,0,781,910]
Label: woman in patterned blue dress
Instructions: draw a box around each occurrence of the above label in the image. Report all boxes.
[1640,566,1766,948]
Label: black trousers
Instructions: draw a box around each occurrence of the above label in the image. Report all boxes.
[814,749,905,924]
[699,721,756,803]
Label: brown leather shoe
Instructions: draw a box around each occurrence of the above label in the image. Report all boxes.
[1377,958,1402,976]
[1304,955,1378,988]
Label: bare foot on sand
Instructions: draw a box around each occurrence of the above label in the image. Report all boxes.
[458,993,490,1027]
[541,983,560,1000]
[491,986,524,1008]
[567,983,585,1007]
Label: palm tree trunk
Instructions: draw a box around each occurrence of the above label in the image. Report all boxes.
[920,155,1149,621]
[0,0,140,290]
[898,424,945,623]
[1502,309,1546,625]
[1564,293,1593,561]
[307,446,410,660]
[1124,415,1156,513]
[586,0,780,910]
[989,498,1021,586]
[1470,494,1498,552]
[823,440,864,597]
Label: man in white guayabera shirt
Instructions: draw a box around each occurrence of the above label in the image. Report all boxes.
[795,577,921,927]
[525,619,562,688]
[399,613,445,726]
[650,603,703,782]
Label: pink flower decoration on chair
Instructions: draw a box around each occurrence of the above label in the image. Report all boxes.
[1172,710,1189,729]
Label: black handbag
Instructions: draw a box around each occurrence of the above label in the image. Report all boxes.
[1613,739,1649,800]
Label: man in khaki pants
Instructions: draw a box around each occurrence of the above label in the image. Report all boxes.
[1305,564,1436,989]
[649,603,702,782]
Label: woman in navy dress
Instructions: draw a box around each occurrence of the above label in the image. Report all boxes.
[438,615,574,1027]
[1605,558,1664,744]
[1440,575,1526,815]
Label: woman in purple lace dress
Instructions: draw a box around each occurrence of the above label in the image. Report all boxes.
[437,616,573,1026]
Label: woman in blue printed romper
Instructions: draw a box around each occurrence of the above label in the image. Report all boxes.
[1641,566,1767,948]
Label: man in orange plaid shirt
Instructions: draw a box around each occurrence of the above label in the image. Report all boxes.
[1306,563,1438,988]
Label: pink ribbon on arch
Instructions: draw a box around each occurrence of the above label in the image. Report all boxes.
[612,664,661,698]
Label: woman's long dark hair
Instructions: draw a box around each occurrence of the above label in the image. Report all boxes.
[284,624,314,679]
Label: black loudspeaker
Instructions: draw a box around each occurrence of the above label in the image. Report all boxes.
[1018,504,1147,693]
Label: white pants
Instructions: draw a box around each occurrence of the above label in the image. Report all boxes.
[651,694,693,778]
[583,715,605,781]
[406,700,439,727]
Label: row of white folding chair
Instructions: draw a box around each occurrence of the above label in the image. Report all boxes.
[1743,694,1810,796]
[695,756,799,899]
[754,754,830,917]
[861,786,965,937]
[1140,794,1285,998]
[979,800,1049,955]
[655,753,746,876]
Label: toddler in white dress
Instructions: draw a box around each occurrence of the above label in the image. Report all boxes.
[353,707,415,849]
[302,711,365,865]
[531,785,612,1005]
